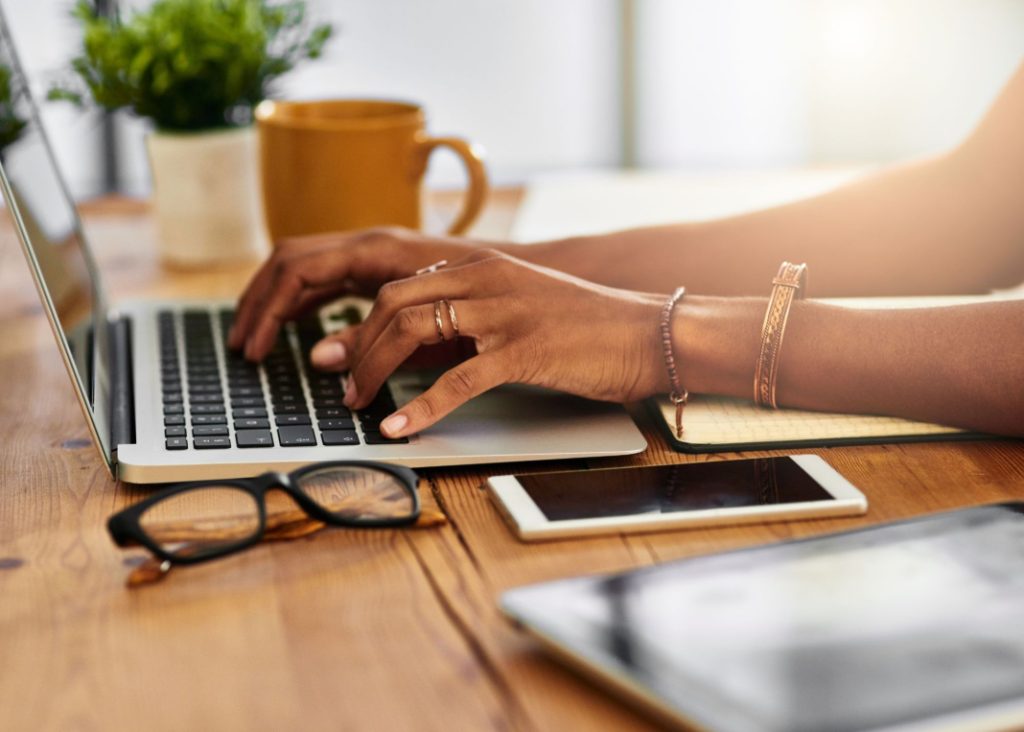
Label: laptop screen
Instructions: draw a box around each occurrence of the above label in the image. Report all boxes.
[0,12,112,466]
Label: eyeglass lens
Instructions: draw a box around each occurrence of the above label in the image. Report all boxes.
[138,486,261,559]
[297,466,415,521]
[136,467,415,557]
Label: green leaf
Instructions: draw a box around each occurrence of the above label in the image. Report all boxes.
[53,0,335,131]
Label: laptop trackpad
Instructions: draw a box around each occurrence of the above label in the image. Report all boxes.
[389,371,631,438]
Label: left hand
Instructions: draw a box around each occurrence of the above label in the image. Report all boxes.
[313,249,668,438]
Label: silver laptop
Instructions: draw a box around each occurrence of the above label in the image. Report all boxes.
[0,22,645,484]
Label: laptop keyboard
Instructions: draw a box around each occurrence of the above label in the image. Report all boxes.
[158,309,409,450]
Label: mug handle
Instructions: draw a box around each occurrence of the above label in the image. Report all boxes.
[414,134,489,235]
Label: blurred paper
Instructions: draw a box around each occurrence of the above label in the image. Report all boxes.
[511,168,867,243]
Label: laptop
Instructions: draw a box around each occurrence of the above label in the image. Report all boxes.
[0,20,646,484]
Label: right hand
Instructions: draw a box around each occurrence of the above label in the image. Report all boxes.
[228,227,481,361]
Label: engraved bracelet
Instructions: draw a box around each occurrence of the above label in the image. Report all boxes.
[660,287,688,438]
[753,261,807,408]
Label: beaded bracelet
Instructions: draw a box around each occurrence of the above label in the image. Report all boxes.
[753,261,807,408]
[660,287,688,438]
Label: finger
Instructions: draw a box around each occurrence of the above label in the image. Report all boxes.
[353,254,506,370]
[348,301,487,409]
[310,326,361,372]
[229,237,340,349]
[378,353,507,438]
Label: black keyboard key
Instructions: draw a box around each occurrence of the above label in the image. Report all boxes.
[271,404,309,416]
[190,404,226,415]
[162,393,184,405]
[272,392,303,406]
[193,425,229,436]
[317,407,351,419]
[189,384,223,394]
[187,374,221,385]
[321,430,359,446]
[308,375,342,390]
[163,404,184,415]
[231,397,266,408]
[275,414,311,426]
[164,415,185,426]
[318,418,355,431]
[234,418,270,430]
[313,396,345,409]
[310,386,343,399]
[193,436,231,449]
[278,426,316,447]
[165,437,188,450]
[236,430,274,448]
[189,393,225,405]
[362,431,409,445]
[234,407,267,419]
[192,414,227,425]
[229,387,263,398]
[165,427,186,438]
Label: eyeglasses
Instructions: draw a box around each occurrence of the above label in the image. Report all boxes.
[108,461,423,586]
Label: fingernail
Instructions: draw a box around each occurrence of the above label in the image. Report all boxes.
[311,340,347,368]
[380,413,408,437]
[343,378,358,407]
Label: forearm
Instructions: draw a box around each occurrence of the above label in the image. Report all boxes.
[513,64,1024,297]
[674,297,1024,437]
[515,151,1024,297]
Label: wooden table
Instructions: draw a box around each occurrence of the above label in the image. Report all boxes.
[2,192,1023,732]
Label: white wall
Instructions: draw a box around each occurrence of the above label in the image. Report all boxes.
[634,0,1024,169]
[2,2,106,197]
[118,0,623,193]
[3,0,1022,195]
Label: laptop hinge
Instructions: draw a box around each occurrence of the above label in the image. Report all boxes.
[109,315,136,457]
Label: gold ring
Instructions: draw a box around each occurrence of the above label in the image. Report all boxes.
[416,259,448,276]
[433,301,447,343]
[444,300,459,336]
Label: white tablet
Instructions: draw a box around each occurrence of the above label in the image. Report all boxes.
[501,503,1024,732]
[486,455,867,541]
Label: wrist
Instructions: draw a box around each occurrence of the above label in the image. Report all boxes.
[672,296,764,398]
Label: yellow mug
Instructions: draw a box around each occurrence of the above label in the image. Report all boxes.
[255,99,488,241]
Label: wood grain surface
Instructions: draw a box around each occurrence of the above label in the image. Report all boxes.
[1,191,1022,732]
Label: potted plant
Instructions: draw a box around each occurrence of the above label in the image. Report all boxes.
[51,0,332,267]
[0,63,27,154]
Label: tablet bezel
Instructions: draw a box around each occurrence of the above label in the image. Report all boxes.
[501,502,1024,732]
[486,455,868,541]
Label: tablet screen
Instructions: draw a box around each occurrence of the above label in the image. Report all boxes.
[502,504,1024,732]
[517,458,834,521]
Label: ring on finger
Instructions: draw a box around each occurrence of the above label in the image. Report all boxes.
[433,300,448,343]
[416,259,448,276]
[445,300,460,336]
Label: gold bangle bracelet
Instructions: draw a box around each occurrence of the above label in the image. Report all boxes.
[753,261,807,409]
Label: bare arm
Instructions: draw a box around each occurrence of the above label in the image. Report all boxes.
[517,62,1024,297]
[678,298,1024,436]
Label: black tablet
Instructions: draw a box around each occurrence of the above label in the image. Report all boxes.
[501,503,1024,732]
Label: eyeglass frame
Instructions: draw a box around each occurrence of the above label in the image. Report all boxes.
[107,460,422,566]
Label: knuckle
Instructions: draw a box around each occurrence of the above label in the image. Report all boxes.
[376,281,401,307]
[411,395,438,422]
[393,306,422,337]
[444,365,477,398]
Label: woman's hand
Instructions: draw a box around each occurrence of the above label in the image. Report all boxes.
[315,249,668,438]
[228,227,487,360]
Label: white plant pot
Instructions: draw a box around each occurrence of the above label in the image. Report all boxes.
[146,126,268,267]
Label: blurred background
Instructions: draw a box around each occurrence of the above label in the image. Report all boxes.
[4,0,1023,199]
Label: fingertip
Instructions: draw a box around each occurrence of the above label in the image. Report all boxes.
[380,412,409,437]
[311,339,347,370]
